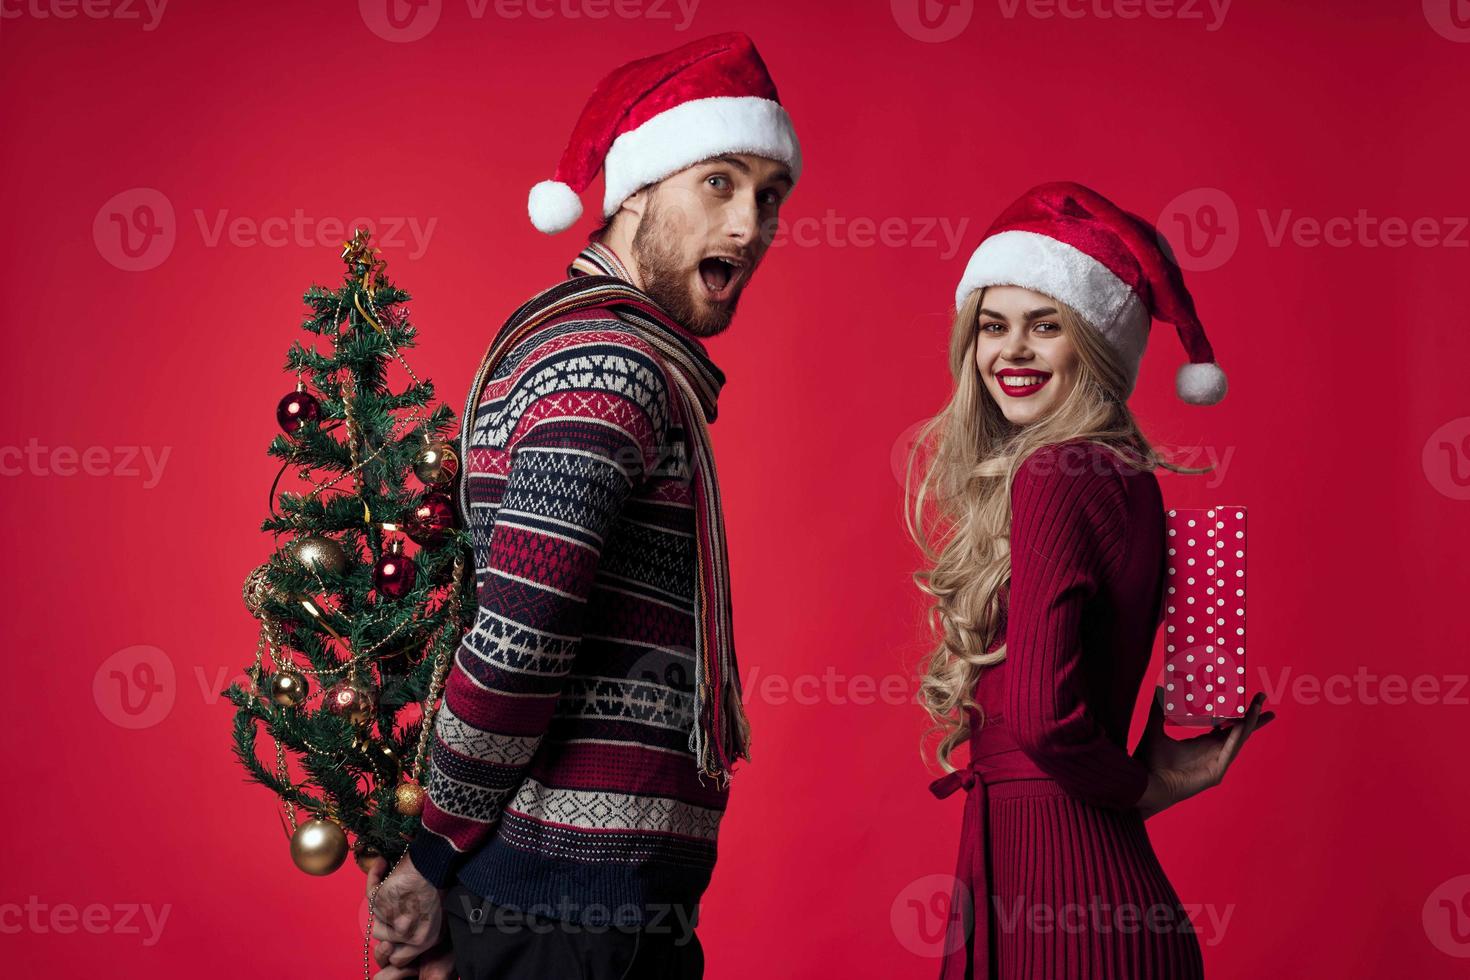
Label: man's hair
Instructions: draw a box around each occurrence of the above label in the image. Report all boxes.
[593,177,667,243]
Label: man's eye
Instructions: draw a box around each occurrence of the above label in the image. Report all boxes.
[758,190,783,207]
[706,175,731,191]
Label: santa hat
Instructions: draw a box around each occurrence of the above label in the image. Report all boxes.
[954,181,1227,405]
[527,32,802,235]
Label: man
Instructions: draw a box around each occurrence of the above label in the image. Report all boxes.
[366,32,801,980]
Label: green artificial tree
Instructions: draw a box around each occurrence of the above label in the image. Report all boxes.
[223,227,473,880]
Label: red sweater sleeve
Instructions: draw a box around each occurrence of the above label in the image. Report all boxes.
[1003,443,1150,811]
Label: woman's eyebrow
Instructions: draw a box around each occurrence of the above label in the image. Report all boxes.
[979,307,1059,321]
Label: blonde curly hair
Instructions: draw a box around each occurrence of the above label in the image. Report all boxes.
[904,287,1199,772]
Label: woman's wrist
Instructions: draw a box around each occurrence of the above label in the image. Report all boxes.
[1136,770,1171,820]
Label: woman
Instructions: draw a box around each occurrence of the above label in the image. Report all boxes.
[906,182,1275,979]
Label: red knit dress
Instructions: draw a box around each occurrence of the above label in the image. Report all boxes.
[929,439,1205,979]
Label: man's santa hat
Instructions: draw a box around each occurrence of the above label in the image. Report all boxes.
[955,181,1228,405]
[527,32,802,235]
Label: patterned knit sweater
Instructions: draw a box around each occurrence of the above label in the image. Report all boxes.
[407,246,729,927]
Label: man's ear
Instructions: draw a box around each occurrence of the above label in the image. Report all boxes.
[619,187,648,221]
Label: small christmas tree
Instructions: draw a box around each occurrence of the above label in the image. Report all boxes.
[224,228,473,878]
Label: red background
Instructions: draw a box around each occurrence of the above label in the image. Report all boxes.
[4,0,1470,976]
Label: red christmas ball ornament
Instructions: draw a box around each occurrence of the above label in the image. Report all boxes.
[324,676,375,726]
[405,492,455,547]
[373,537,416,598]
[277,382,321,434]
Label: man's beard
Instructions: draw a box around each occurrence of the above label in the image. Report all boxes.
[631,197,743,337]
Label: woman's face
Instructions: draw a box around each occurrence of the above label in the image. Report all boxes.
[973,285,1081,426]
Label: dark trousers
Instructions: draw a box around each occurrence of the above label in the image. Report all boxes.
[443,883,705,980]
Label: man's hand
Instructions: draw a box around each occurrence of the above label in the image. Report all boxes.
[366,854,453,976]
[1133,686,1276,820]
[371,937,457,980]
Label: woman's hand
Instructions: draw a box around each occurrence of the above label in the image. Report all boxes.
[1132,685,1275,820]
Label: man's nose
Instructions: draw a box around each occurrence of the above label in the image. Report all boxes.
[720,196,759,244]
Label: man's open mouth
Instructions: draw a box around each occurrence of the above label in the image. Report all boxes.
[697,255,745,303]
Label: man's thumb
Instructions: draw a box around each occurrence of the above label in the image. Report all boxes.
[365,856,389,891]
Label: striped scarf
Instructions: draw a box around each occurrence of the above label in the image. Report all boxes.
[455,242,750,785]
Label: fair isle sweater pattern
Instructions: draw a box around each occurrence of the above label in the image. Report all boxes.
[406,246,731,926]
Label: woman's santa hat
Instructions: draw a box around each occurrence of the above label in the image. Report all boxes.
[527,32,802,235]
[955,181,1228,406]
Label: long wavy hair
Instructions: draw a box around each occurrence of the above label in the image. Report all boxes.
[905,287,1202,772]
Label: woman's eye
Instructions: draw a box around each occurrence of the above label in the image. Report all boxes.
[980,322,1004,333]
[1034,321,1060,334]
[707,175,731,191]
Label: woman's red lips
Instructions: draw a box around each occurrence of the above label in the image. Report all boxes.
[995,368,1052,398]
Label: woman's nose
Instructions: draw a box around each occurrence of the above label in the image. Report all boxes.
[1001,334,1031,360]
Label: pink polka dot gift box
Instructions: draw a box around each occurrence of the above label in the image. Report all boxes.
[1162,506,1247,726]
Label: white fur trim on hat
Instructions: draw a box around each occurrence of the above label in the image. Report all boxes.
[601,96,802,218]
[1176,361,1228,405]
[955,229,1151,383]
[528,180,584,235]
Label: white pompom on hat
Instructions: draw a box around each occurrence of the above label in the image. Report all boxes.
[954,181,1227,405]
[526,32,802,235]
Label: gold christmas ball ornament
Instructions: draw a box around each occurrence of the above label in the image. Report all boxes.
[395,782,426,816]
[413,440,460,487]
[289,818,349,876]
[325,677,376,726]
[242,563,279,617]
[291,534,348,577]
[269,668,309,707]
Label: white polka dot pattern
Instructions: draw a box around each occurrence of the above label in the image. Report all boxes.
[1163,506,1247,724]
